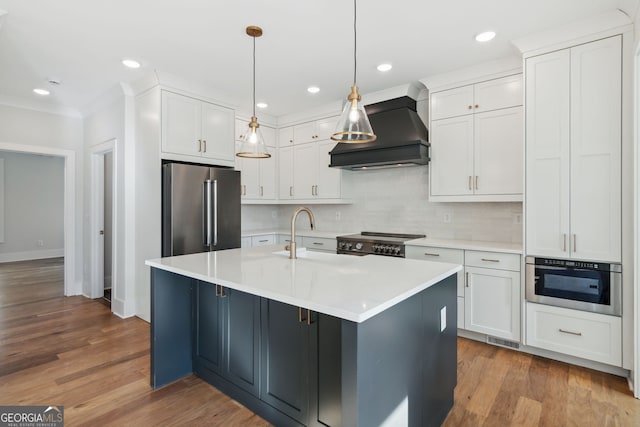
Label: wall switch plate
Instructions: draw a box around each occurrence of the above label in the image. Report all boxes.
[271,210,277,219]
[440,306,446,332]
[37,240,44,247]
[335,211,341,221]
[514,214,522,224]
[443,213,452,223]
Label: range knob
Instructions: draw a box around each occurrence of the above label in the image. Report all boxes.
[346,243,353,250]
[355,242,364,250]
[393,247,401,255]
[338,242,345,250]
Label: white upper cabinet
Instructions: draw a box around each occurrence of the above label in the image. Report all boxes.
[525,35,621,262]
[235,118,278,201]
[161,91,235,164]
[430,74,522,121]
[429,74,523,201]
[277,116,346,201]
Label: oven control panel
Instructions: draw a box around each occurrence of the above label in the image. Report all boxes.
[337,239,405,257]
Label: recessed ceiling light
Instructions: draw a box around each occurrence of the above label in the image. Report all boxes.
[33,88,50,96]
[475,31,496,42]
[377,63,392,72]
[122,59,141,69]
[256,102,268,109]
[307,86,320,94]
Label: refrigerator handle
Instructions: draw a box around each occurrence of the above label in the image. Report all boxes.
[204,180,212,247]
[213,179,218,247]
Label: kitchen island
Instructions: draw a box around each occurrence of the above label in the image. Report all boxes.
[146,245,461,427]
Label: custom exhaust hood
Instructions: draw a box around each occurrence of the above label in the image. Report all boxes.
[329,96,429,170]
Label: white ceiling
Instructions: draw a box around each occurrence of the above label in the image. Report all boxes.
[0,0,636,117]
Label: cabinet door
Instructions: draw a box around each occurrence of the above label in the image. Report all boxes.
[260,299,309,424]
[201,101,235,161]
[237,156,260,199]
[430,85,474,120]
[235,118,249,141]
[294,121,317,144]
[464,267,520,341]
[279,126,294,146]
[294,143,317,199]
[259,147,277,199]
[224,288,260,396]
[261,125,277,148]
[525,50,571,258]
[569,36,622,262]
[193,281,223,375]
[315,116,339,140]
[429,115,474,196]
[316,140,341,199]
[474,74,523,112]
[474,107,523,195]
[162,91,201,156]
[278,146,295,199]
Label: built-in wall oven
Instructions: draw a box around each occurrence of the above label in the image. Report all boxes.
[525,256,621,316]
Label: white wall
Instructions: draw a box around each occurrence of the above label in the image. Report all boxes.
[0,104,83,293]
[273,167,523,243]
[0,151,64,261]
[83,88,135,317]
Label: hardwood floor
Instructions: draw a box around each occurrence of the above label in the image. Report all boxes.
[1,258,639,426]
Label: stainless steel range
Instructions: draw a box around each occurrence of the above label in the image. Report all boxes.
[337,232,426,258]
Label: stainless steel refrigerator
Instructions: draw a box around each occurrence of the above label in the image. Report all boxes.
[162,162,241,257]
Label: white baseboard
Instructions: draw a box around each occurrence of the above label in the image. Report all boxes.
[0,248,64,263]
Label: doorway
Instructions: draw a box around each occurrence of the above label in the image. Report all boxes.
[90,139,117,308]
[0,142,76,296]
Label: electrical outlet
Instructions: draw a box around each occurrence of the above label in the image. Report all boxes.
[443,213,452,223]
[271,210,277,219]
[514,214,522,224]
[37,240,44,247]
[335,211,341,221]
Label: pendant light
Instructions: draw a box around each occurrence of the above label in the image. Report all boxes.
[236,26,271,158]
[331,0,376,144]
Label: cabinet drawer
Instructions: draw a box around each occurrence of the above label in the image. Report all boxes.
[251,234,275,246]
[241,236,252,248]
[526,303,621,366]
[301,236,336,252]
[277,234,301,246]
[405,246,464,264]
[465,250,520,271]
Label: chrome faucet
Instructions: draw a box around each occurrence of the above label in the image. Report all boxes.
[288,207,315,259]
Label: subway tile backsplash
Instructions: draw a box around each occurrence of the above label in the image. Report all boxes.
[242,166,522,244]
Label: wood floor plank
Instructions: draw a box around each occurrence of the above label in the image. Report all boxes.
[2,258,640,426]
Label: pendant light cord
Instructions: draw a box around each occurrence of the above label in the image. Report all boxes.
[353,0,357,86]
[252,36,256,117]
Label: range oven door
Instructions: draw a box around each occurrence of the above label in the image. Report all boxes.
[525,257,621,316]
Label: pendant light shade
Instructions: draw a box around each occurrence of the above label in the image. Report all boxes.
[331,0,376,144]
[237,26,271,159]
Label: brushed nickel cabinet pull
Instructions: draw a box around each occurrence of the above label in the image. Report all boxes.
[475,176,478,190]
[465,272,470,288]
[559,328,582,336]
[563,234,567,252]
[203,140,207,152]
[259,239,268,243]
[423,253,440,257]
[289,186,293,197]
[481,258,500,263]
[312,242,324,246]
[198,139,202,152]
[468,176,472,190]
[260,186,264,197]
[573,234,577,252]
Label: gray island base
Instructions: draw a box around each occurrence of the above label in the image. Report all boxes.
[150,267,457,427]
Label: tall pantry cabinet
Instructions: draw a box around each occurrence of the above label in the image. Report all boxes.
[525,35,622,263]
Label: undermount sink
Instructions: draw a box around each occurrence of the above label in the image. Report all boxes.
[272,247,308,258]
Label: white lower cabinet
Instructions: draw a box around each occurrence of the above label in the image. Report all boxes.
[301,236,336,253]
[241,237,252,248]
[526,302,621,366]
[251,234,276,247]
[405,246,464,297]
[276,234,300,246]
[464,266,520,341]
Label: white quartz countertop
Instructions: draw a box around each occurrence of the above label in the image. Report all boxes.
[146,245,461,323]
[406,238,523,254]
